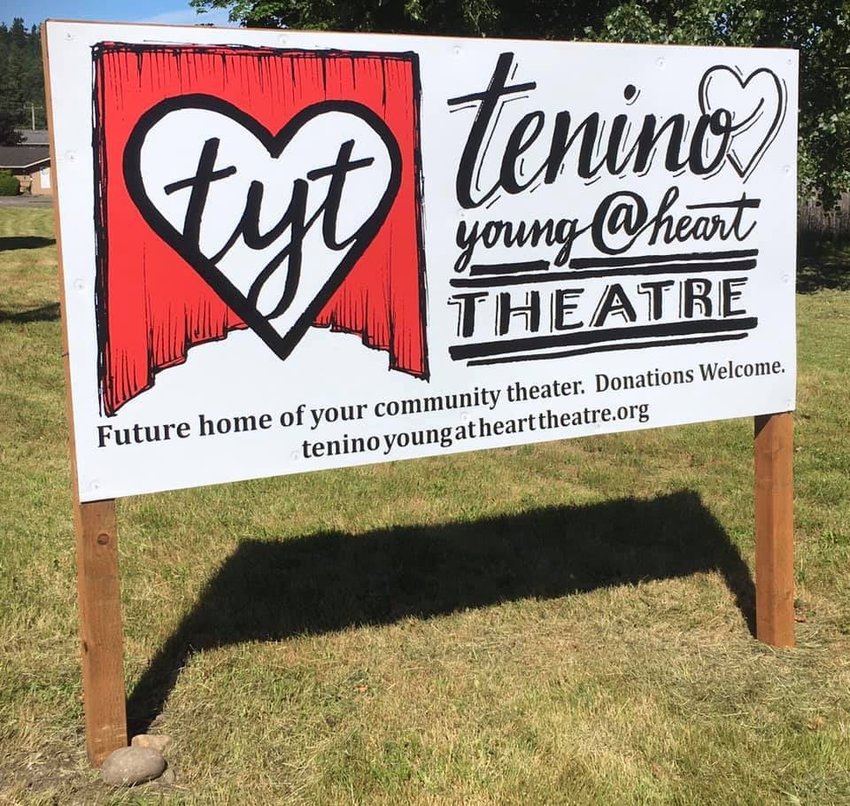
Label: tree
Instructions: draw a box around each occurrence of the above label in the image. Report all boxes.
[0,110,22,145]
[0,18,46,131]
[190,0,850,207]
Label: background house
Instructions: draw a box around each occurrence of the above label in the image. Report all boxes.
[0,129,51,195]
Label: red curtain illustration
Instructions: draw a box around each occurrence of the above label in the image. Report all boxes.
[93,44,427,416]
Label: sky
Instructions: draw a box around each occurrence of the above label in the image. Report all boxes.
[3,0,238,28]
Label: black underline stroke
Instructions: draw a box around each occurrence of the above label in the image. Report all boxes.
[450,260,756,288]
[469,259,550,276]
[569,249,759,269]
[466,332,748,366]
[449,317,758,361]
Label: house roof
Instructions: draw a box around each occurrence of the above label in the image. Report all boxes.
[15,129,50,145]
[0,144,51,171]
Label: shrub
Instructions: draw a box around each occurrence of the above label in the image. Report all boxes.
[0,170,20,196]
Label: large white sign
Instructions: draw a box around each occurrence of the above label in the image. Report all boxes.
[45,21,798,501]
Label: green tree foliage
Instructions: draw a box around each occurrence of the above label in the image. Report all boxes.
[192,0,850,207]
[0,110,22,146]
[0,18,46,135]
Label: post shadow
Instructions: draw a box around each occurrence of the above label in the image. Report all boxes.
[127,489,754,734]
[0,302,60,323]
[0,235,56,250]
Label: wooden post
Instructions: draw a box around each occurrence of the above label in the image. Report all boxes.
[43,24,128,766]
[754,412,795,647]
[74,498,128,765]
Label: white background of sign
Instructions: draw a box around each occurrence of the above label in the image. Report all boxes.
[45,21,798,501]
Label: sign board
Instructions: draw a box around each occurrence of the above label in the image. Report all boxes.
[45,21,798,501]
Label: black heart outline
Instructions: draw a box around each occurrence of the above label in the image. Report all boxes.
[698,65,786,181]
[123,94,403,361]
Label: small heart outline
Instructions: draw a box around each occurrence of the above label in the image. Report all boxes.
[698,65,787,181]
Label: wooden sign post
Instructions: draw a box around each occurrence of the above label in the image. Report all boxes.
[755,412,795,647]
[74,499,127,765]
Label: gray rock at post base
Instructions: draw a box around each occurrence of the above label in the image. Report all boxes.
[101,746,167,786]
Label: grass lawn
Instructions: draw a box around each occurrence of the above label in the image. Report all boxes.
[1,205,849,804]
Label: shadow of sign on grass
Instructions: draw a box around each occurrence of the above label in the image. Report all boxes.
[127,489,754,733]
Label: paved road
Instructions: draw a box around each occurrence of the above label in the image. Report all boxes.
[0,195,53,207]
